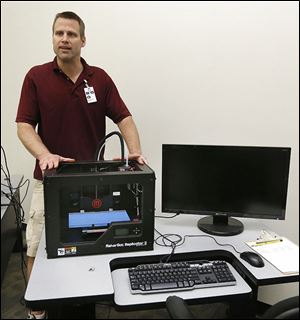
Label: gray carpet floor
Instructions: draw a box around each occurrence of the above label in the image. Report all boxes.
[1,252,229,319]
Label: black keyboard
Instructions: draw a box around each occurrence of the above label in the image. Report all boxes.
[128,260,236,294]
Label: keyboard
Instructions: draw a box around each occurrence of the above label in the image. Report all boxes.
[128,260,236,294]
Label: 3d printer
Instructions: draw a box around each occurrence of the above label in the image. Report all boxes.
[43,132,155,258]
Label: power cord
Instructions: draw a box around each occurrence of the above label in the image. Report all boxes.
[154,214,243,262]
[155,213,180,218]
[1,146,29,287]
[94,131,125,162]
[154,228,182,263]
[178,234,242,254]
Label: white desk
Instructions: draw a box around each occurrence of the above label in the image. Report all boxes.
[24,214,298,314]
[155,215,298,283]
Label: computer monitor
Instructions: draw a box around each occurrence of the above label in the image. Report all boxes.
[162,144,291,236]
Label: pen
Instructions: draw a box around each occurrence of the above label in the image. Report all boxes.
[254,239,283,246]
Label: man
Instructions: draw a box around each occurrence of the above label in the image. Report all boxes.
[16,11,145,319]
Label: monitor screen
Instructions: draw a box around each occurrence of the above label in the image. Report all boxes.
[162,144,291,236]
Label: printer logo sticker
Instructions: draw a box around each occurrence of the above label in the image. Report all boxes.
[57,248,65,256]
[92,198,102,209]
[57,247,77,256]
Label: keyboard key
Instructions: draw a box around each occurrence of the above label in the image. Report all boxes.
[151,282,178,290]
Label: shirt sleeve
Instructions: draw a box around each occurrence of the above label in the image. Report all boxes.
[103,73,131,124]
[15,70,40,127]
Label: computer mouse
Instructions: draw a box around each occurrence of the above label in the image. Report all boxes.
[240,251,265,268]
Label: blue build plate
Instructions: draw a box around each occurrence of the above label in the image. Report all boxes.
[68,210,130,228]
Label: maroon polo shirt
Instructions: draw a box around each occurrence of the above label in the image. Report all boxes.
[16,57,131,180]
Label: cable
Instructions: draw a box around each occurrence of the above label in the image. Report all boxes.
[94,131,125,162]
[178,234,242,254]
[155,213,243,261]
[2,178,30,204]
[155,213,180,218]
[154,228,183,263]
[1,146,29,287]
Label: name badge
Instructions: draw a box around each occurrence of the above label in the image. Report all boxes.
[83,79,97,103]
[84,86,97,103]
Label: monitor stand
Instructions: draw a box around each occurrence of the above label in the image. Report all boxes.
[197,213,244,236]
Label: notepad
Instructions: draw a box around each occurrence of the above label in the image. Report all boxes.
[246,237,299,275]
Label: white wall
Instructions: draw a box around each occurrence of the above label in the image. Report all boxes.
[1,1,299,305]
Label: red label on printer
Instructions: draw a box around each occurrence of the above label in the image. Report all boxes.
[92,198,102,208]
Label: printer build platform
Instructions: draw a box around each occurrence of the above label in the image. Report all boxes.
[43,160,155,258]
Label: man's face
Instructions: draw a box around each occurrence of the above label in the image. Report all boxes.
[52,18,86,63]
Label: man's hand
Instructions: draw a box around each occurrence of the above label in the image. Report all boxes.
[113,153,147,165]
[38,153,75,171]
[128,153,147,165]
[17,123,76,171]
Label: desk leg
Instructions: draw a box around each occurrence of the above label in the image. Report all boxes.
[47,303,95,319]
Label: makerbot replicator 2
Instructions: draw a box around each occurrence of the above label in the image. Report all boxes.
[43,133,155,258]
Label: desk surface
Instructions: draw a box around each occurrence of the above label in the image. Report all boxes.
[24,214,299,307]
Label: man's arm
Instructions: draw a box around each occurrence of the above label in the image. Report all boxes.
[117,116,146,164]
[17,122,75,170]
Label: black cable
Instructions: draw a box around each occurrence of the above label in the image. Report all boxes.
[94,131,125,162]
[2,178,30,204]
[155,213,243,257]
[155,213,180,218]
[1,146,11,181]
[178,234,242,254]
[1,146,29,287]
[154,228,183,263]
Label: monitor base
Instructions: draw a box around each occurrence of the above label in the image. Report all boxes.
[197,214,244,236]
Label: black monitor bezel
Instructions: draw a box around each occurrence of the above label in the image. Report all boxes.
[162,144,291,221]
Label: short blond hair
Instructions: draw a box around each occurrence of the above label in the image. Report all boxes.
[52,11,85,38]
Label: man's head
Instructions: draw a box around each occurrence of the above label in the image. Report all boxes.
[52,11,86,63]
[52,11,85,39]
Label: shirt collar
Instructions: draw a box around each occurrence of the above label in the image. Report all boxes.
[52,57,93,76]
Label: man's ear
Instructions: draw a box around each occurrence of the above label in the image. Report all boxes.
[81,37,86,48]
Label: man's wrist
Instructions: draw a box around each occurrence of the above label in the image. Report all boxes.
[36,151,51,161]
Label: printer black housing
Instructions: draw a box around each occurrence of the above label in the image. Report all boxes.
[43,160,155,258]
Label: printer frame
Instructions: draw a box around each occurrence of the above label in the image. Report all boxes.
[43,160,155,259]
